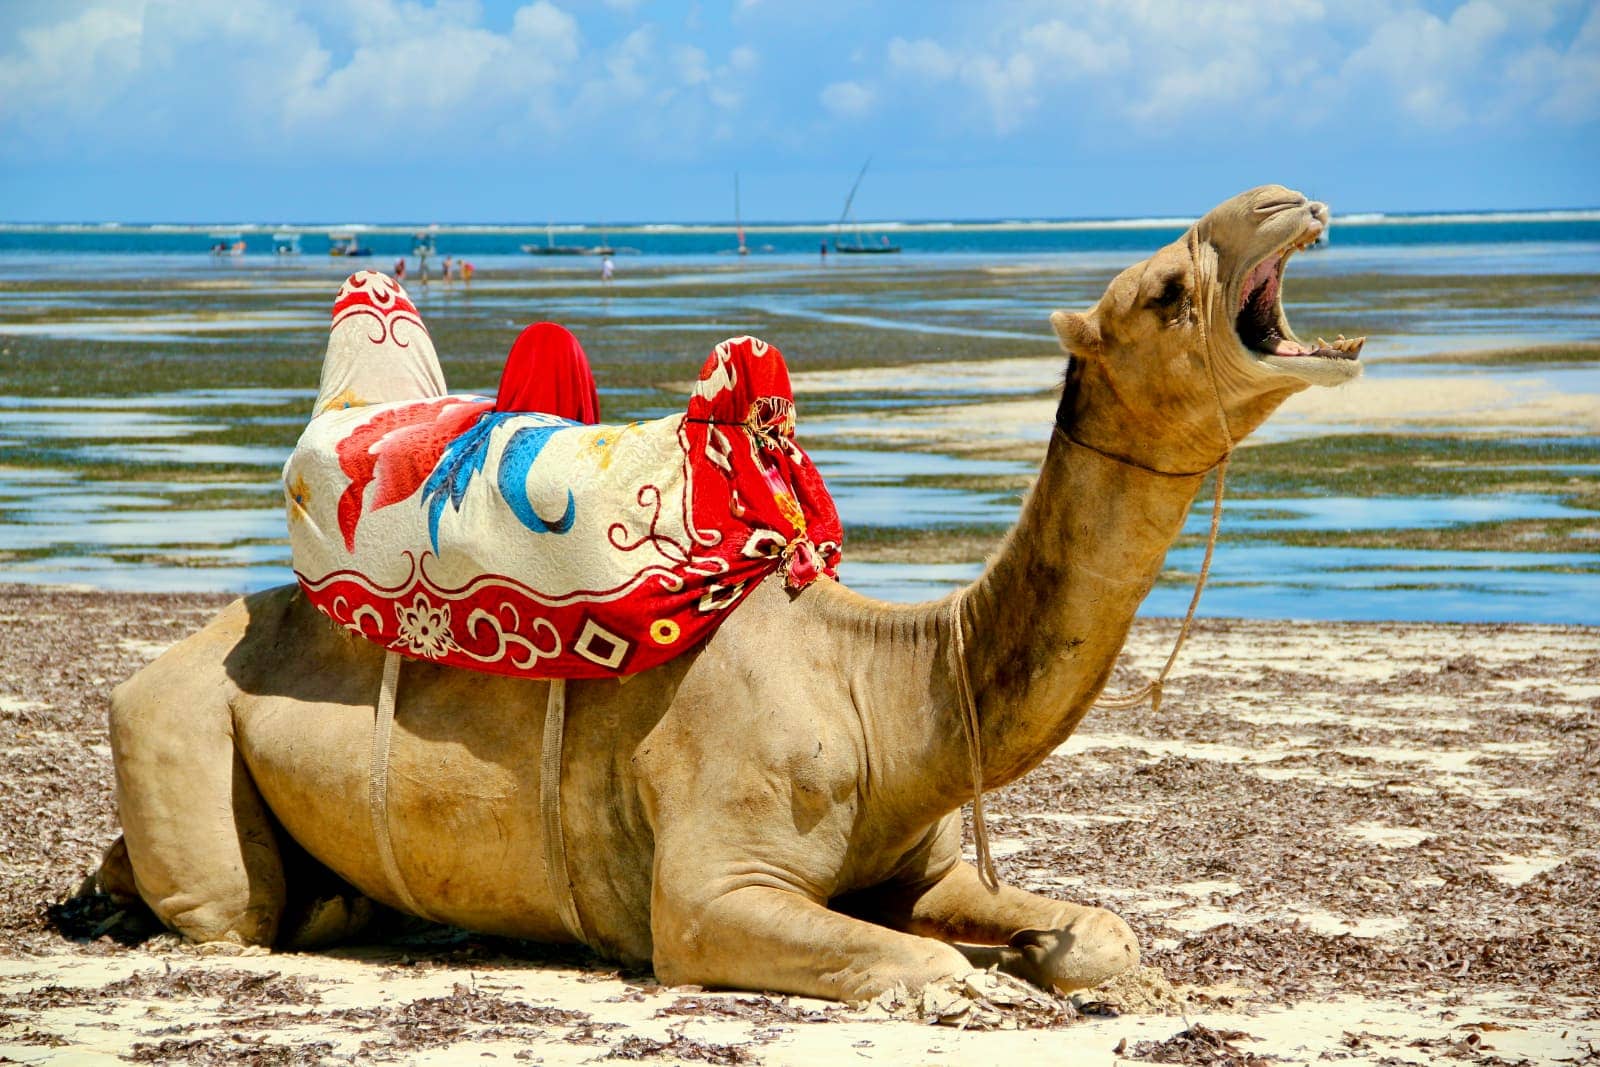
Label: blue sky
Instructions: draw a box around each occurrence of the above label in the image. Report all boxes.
[1,0,1596,223]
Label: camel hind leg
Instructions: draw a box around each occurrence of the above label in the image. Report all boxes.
[108,601,285,946]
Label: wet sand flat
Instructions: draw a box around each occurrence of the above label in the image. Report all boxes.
[3,258,1598,619]
[2,586,1596,1064]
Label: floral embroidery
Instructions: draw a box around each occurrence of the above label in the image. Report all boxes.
[286,473,311,522]
[772,490,806,534]
[395,594,456,659]
[579,423,638,472]
[319,387,366,415]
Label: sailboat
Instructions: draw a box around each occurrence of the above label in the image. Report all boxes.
[833,159,901,255]
[522,224,588,256]
[735,172,749,256]
[721,173,771,255]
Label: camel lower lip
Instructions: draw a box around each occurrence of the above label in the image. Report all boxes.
[1263,335,1364,360]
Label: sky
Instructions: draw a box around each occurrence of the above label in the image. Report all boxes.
[0,0,1596,223]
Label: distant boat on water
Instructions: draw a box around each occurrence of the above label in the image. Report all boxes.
[521,223,632,256]
[833,159,900,255]
[272,232,301,256]
[328,232,371,257]
[726,177,774,259]
[523,224,590,256]
[208,232,246,256]
[719,173,773,255]
[735,173,748,256]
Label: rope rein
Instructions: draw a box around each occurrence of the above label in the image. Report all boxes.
[951,281,1236,891]
[947,596,999,891]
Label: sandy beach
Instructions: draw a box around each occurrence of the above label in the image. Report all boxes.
[2,586,1596,1064]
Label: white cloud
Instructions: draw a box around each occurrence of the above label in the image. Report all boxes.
[820,80,875,118]
[887,37,957,81]
[1541,4,1600,121]
[675,44,711,86]
[876,0,1598,136]
[1341,1,1512,126]
[0,0,762,161]
[0,0,1592,171]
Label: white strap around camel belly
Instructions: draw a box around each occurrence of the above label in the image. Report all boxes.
[539,679,589,943]
[366,654,588,943]
[370,650,430,918]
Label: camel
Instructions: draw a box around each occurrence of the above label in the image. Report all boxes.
[97,185,1361,1002]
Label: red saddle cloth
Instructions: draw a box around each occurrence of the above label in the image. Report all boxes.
[288,336,842,679]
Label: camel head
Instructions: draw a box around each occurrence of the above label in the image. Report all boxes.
[1051,184,1363,473]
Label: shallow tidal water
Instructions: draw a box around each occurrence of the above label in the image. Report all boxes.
[1,229,1596,624]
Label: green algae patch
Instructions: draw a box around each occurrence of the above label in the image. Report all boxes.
[1227,432,1600,500]
[1383,340,1600,366]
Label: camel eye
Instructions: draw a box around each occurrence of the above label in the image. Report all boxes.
[1153,277,1184,307]
[1146,271,1189,322]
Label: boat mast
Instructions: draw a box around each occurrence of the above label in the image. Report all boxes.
[836,157,872,250]
[736,172,748,256]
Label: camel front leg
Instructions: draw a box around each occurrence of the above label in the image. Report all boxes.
[839,821,1139,994]
[903,859,1139,993]
[651,870,972,1000]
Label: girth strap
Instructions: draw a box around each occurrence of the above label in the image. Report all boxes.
[540,679,588,943]
[369,650,431,918]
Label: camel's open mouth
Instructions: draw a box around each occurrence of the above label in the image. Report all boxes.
[1235,224,1364,364]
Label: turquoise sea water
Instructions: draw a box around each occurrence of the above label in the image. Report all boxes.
[4,209,1599,263]
[1,211,1597,623]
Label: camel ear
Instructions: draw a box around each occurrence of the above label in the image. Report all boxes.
[1050,310,1101,360]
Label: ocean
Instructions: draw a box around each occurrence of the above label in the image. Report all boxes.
[4,209,1600,264]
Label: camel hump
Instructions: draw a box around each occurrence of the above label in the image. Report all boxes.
[312,271,446,418]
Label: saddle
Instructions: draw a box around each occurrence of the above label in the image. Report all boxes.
[285,276,842,680]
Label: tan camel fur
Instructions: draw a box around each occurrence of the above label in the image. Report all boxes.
[99,185,1361,1002]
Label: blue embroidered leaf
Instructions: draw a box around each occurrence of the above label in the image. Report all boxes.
[498,422,576,534]
[421,416,499,553]
[419,411,578,552]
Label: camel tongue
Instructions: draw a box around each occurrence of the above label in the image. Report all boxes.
[1268,338,1311,356]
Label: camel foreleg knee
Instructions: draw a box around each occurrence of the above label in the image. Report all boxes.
[652,882,971,1001]
[863,860,1139,993]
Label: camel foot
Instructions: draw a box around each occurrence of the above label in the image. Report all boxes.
[280,893,375,950]
[1008,907,1139,993]
[93,836,142,907]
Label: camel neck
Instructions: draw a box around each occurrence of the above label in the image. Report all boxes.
[946,428,1206,791]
